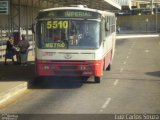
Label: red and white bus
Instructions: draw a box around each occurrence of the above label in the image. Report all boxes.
[34,5,116,83]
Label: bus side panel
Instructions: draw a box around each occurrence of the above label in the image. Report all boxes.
[103,50,112,70]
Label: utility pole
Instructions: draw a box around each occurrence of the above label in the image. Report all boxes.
[155,3,158,32]
[151,0,154,14]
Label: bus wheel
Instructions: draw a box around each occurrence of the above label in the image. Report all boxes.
[106,63,111,71]
[81,76,88,83]
[94,76,101,83]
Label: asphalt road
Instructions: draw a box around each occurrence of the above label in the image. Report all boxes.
[0,36,160,115]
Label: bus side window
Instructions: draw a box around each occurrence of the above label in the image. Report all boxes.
[105,16,111,37]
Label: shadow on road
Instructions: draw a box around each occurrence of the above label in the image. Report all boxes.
[146,71,160,77]
[28,76,86,89]
[0,61,35,82]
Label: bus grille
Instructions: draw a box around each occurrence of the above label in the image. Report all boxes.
[60,66,77,70]
[54,71,82,75]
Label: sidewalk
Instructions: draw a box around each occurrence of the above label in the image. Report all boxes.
[0,51,35,107]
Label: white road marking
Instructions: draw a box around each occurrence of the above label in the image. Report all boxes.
[100,109,103,112]
[101,97,111,109]
[145,50,149,53]
[123,61,126,65]
[120,68,124,72]
[114,79,119,86]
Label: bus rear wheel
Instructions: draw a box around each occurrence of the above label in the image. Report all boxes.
[106,63,111,71]
[94,76,101,83]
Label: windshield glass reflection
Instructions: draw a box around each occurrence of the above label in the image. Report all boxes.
[37,20,100,49]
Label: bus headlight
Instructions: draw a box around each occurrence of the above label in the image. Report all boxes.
[44,65,50,70]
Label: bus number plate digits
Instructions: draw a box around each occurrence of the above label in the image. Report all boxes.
[47,21,68,29]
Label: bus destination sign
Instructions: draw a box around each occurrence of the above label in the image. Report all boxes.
[64,11,92,17]
[39,10,100,19]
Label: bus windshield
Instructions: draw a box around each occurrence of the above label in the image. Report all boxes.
[36,20,100,49]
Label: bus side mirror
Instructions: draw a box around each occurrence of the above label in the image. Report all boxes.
[105,16,110,31]
[105,22,110,31]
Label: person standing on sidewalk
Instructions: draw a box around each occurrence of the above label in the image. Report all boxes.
[18,35,30,66]
[4,36,16,65]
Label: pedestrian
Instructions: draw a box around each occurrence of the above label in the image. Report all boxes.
[4,36,16,65]
[117,26,120,34]
[18,35,30,66]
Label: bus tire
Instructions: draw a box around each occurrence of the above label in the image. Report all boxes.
[81,76,88,83]
[106,63,111,71]
[94,76,101,83]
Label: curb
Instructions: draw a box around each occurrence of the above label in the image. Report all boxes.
[0,82,28,106]
[116,34,159,39]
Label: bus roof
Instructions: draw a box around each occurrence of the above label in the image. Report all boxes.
[39,6,115,16]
